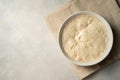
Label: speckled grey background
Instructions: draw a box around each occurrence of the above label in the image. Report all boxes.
[0,0,119,80]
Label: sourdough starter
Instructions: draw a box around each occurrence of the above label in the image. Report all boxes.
[62,14,108,62]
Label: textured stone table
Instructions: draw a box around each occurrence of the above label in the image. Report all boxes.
[0,0,119,80]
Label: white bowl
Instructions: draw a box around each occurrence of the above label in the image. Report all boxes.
[58,11,113,66]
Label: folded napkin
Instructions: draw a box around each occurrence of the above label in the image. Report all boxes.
[45,0,120,79]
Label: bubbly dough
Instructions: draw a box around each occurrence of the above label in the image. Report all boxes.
[62,14,108,62]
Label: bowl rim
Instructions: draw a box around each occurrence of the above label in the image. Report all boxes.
[58,11,113,66]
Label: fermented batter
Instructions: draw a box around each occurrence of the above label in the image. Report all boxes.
[62,14,108,62]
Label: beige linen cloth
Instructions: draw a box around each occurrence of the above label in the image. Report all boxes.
[45,0,120,79]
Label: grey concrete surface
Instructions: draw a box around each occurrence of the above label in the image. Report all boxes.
[0,0,119,80]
